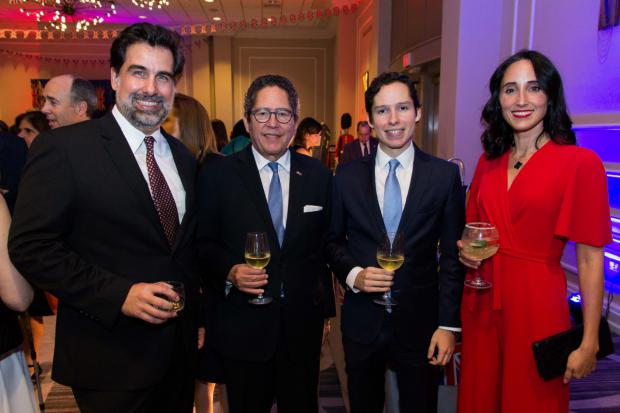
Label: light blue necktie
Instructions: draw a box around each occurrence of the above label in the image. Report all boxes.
[267,162,285,247]
[383,159,402,241]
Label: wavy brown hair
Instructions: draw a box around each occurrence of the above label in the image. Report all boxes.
[173,93,218,162]
[481,49,575,159]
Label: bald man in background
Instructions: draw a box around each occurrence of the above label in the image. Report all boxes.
[41,74,97,128]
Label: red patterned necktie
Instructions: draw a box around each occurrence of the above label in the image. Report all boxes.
[144,136,179,247]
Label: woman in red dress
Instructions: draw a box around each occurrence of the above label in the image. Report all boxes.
[457,50,611,412]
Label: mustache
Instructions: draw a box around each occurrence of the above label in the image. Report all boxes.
[131,93,164,104]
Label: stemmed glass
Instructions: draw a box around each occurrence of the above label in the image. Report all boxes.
[373,231,404,307]
[461,222,499,289]
[245,232,272,305]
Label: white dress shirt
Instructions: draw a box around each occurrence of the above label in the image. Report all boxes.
[359,140,370,157]
[112,106,186,224]
[252,146,290,229]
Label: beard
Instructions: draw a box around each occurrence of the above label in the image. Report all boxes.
[116,91,171,133]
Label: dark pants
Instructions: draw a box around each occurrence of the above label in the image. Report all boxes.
[223,346,321,413]
[73,330,194,413]
[343,315,439,413]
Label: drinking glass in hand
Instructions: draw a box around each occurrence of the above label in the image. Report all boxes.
[163,281,185,313]
[373,231,404,307]
[461,222,499,289]
[245,232,272,305]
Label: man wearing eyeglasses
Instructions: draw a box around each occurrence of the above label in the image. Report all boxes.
[196,74,335,413]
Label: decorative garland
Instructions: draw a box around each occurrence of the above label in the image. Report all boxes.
[0,2,359,41]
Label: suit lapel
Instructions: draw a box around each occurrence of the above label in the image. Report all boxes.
[398,145,433,234]
[98,113,168,246]
[362,155,387,241]
[233,146,281,251]
[282,150,303,251]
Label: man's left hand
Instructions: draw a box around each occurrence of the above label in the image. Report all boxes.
[427,329,455,366]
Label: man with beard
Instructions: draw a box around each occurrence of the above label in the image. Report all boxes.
[9,23,199,413]
[41,74,97,129]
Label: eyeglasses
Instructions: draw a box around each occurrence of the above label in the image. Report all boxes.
[251,108,293,124]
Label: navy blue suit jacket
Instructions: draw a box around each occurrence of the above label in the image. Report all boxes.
[326,144,465,360]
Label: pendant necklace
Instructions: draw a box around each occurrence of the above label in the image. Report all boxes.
[512,130,546,170]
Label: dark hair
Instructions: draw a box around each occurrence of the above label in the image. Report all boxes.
[0,120,7,133]
[365,72,421,122]
[356,120,370,132]
[211,119,228,151]
[10,113,26,135]
[481,49,575,159]
[70,77,98,117]
[340,113,352,129]
[110,23,185,79]
[293,117,322,148]
[230,119,249,139]
[243,74,299,122]
[172,93,218,161]
[21,111,50,134]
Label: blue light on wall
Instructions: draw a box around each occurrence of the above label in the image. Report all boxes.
[561,126,620,293]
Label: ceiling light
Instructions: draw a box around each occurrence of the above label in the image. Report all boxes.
[11,0,116,32]
[131,0,169,11]
[212,16,221,21]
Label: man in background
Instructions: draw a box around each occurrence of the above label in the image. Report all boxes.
[340,120,378,164]
[41,74,97,128]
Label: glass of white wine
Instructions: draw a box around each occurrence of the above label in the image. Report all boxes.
[461,222,499,289]
[245,232,272,305]
[373,231,404,307]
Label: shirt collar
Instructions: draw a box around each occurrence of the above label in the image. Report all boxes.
[112,105,165,154]
[251,146,291,173]
[375,141,415,170]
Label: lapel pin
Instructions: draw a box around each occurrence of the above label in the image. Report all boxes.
[296,171,302,176]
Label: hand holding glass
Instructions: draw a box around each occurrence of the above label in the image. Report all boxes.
[245,232,272,305]
[373,231,404,307]
[461,222,499,289]
[157,281,185,313]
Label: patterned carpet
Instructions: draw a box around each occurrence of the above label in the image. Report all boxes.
[42,339,620,413]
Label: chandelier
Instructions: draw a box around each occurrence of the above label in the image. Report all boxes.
[131,0,169,11]
[12,0,117,32]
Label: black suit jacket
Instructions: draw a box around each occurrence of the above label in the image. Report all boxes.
[341,137,379,164]
[197,146,335,363]
[8,112,199,390]
[326,145,465,359]
[0,132,27,213]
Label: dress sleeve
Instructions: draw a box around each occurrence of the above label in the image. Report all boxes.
[465,153,487,223]
[554,149,611,246]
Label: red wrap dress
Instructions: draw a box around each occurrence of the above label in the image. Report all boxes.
[458,142,611,413]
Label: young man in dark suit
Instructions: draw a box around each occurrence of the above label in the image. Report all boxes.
[196,74,335,413]
[9,23,200,412]
[327,72,465,413]
[340,121,379,164]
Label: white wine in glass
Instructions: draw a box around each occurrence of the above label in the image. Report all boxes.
[373,231,404,307]
[461,222,499,289]
[245,232,273,305]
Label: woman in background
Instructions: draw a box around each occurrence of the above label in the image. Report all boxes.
[458,50,610,412]
[0,194,37,412]
[17,111,49,148]
[221,120,250,155]
[163,93,224,413]
[211,119,228,152]
[291,117,322,156]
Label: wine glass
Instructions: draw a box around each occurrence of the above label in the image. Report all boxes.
[373,231,404,307]
[245,232,272,305]
[461,222,499,289]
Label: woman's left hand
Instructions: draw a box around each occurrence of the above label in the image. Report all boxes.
[198,327,206,350]
[563,345,598,383]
